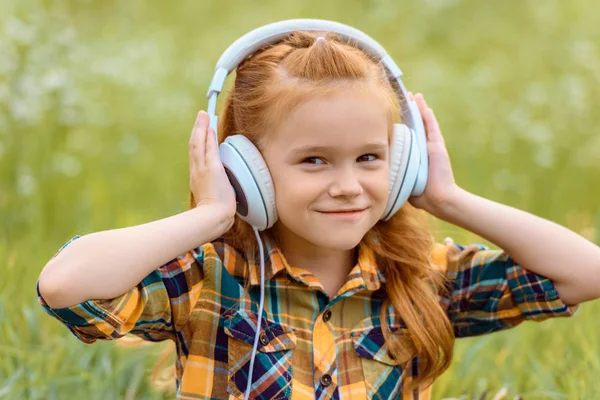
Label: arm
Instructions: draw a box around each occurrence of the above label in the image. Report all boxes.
[38,204,233,309]
[434,188,600,305]
[431,240,577,337]
[39,110,237,309]
[407,92,600,306]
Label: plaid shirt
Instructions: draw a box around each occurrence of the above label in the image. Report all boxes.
[37,234,577,399]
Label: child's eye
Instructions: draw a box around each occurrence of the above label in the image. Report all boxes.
[301,157,325,165]
[357,154,378,162]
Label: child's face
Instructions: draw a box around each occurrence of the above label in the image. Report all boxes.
[262,88,390,251]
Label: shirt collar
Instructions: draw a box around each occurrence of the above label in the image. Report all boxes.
[244,232,386,293]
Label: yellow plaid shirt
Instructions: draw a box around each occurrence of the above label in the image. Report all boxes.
[37,234,577,399]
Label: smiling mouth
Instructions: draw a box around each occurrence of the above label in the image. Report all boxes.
[316,209,367,220]
[316,207,369,214]
[319,209,366,213]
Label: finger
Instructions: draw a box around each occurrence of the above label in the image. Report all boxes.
[413,94,432,136]
[205,127,221,166]
[409,92,431,136]
[414,93,428,115]
[425,109,445,144]
[415,94,444,143]
[189,111,209,168]
[418,94,444,143]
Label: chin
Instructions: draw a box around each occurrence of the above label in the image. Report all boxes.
[306,229,367,251]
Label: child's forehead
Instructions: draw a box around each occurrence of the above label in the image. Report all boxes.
[285,88,388,121]
[270,94,389,146]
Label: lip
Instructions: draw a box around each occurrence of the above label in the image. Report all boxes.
[316,208,367,221]
[318,207,368,213]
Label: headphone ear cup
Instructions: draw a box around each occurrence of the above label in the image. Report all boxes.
[381,124,418,221]
[219,135,278,230]
[406,99,428,196]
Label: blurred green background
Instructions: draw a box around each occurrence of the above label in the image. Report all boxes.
[1,0,599,398]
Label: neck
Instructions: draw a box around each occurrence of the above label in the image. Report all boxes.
[271,223,357,296]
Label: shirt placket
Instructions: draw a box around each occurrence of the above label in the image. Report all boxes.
[312,304,340,400]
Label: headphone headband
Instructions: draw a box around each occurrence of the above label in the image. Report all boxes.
[205,19,428,196]
[209,19,402,91]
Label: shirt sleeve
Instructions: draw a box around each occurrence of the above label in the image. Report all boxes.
[431,238,579,338]
[37,235,205,344]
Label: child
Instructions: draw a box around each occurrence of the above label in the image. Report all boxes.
[37,20,600,400]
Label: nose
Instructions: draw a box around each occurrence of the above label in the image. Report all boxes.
[328,165,364,198]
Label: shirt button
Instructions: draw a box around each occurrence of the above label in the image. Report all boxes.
[259,332,269,346]
[320,374,332,387]
[322,309,332,322]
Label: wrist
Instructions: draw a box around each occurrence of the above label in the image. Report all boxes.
[431,186,470,222]
[190,204,236,238]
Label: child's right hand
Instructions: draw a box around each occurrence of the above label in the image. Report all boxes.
[189,111,237,219]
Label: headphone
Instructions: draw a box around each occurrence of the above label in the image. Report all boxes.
[206,19,429,232]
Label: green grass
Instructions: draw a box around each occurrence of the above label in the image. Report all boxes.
[1,0,599,398]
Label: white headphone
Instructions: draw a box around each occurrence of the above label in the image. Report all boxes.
[206,19,429,232]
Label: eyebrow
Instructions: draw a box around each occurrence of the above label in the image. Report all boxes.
[289,143,388,156]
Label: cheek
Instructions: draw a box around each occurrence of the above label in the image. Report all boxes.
[365,169,390,203]
[272,169,319,210]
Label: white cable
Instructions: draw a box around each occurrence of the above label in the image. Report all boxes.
[244,227,266,400]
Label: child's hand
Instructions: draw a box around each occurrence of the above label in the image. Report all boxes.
[407,93,461,217]
[189,111,237,217]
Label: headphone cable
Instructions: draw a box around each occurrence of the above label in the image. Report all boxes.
[244,227,266,400]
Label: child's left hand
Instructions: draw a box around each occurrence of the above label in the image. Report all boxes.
[407,92,461,217]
